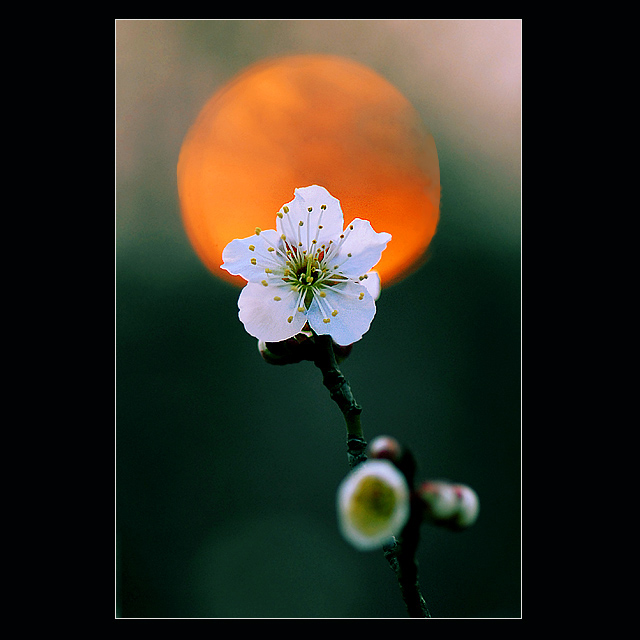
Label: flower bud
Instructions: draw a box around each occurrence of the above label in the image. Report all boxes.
[366,435,403,462]
[452,484,480,529]
[418,481,458,520]
[418,480,480,530]
[337,459,410,551]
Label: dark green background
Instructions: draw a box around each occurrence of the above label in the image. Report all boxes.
[116,20,521,618]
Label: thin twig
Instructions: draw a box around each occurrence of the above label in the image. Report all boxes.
[311,334,366,468]
[311,333,430,617]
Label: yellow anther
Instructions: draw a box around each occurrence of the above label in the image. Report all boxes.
[308,207,313,212]
[255,227,261,235]
[281,234,287,241]
[265,268,272,273]
[319,292,327,298]
[306,276,314,284]
[349,225,354,230]
[299,220,304,226]
[249,244,255,251]
[250,258,257,265]
[261,280,268,287]
[297,306,305,312]
[359,292,365,300]
[277,212,283,218]
[268,247,275,252]
[287,316,294,323]
[273,296,281,301]
[332,310,338,317]
[321,204,327,210]
[323,318,331,324]
[283,206,289,213]
[347,253,352,257]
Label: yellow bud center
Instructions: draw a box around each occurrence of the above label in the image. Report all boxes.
[348,476,397,535]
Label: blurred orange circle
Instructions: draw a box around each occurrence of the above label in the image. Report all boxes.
[178,54,440,288]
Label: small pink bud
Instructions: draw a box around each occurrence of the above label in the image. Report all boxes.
[366,435,403,462]
[417,480,480,530]
[418,481,458,521]
[452,484,480,528]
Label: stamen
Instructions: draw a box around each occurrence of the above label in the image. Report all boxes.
[323,318,331,324]
[287,316,293,323]
[312,206,326,248]
[283,206,289,213]
[254,230,290,264]
[251,258,257,265]
[332,310,338,317]
[359,292,365,300]
[261,280,268,287]
[273,296,281,301]
[294,290,306,315]
[255,227,261,235]
[324,222,356,263]
[249,245,255,251]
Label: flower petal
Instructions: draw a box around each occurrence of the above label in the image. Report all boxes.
[277,185,344,250]
[307,281,376,346]
[361,270,381,301]
[333,219,392,279]
[238,282,307,342]
[221,229,282,282]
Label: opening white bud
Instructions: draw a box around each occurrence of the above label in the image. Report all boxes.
[337,459,410,551]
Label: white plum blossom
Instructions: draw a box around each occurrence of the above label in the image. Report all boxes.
[337,459,410,551]
[221,185,391,346]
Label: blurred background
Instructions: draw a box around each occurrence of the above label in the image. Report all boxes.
[116,19,521,618]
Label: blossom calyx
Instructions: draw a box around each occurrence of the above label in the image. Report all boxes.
[258,333,353,366]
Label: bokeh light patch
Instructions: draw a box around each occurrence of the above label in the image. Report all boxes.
[178,54,440,288]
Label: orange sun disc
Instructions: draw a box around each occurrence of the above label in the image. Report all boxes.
[177,54,440,288]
